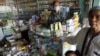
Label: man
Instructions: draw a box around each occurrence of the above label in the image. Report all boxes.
[65,6,100,56]
[0,22,4,40]
[1,20,14,45]
[0,22,4,47]
[20,20,30,43]
[47,1,66,26]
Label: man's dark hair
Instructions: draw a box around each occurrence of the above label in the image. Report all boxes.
[88,6,100,17]
[52,0,60,6]
[65,50,80,56]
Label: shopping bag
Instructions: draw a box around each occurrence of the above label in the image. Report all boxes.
[54,22,62,31]
[55,30,63,37]
[54,22,63,37]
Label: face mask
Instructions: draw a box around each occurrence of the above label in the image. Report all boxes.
[54,6,60,12]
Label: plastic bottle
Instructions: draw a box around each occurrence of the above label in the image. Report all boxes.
[73,12,79,28]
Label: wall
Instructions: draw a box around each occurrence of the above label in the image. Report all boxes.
[0,0,5,3]
[89,0,93,9]
[93,0,100,6]
[79,0,85,24]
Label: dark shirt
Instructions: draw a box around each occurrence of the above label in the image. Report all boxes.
[47,10,65,26]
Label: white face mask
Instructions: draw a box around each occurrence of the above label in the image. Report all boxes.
[54,6,60,12]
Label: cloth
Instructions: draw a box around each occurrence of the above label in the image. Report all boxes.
[85,33,100,56]
[20,23,30,43]
[2,25,14,36]
[1,25,14,45]
[20,23,28,31]
[21,29,30,43]
[82,32,92,56]
[47,7,66,26]
[0,28,4,40]
[65,27,100,56]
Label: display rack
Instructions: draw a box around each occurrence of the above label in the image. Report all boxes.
[13,0,79,19]
[0,0,15,19]
[60,0,79,6]
[13,0,37,19]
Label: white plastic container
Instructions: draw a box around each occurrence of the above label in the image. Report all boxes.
[66,19,75,32]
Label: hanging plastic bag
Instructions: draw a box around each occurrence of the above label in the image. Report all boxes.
[54,22,63,37]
